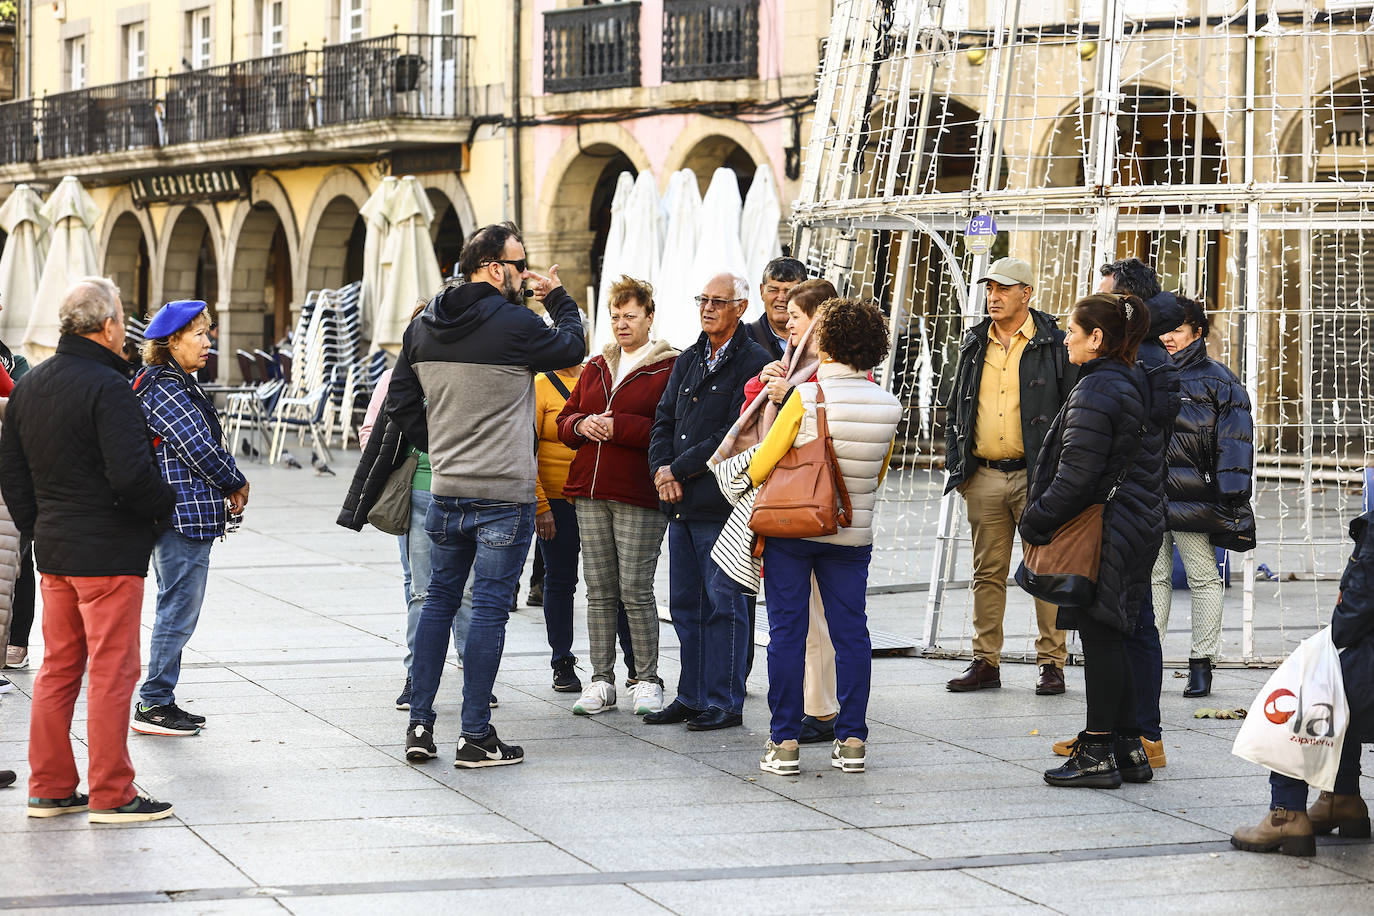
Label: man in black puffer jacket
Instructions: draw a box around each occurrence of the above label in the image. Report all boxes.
[0,277,177,823]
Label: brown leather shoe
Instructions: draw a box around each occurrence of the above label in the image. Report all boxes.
[946,658,1001,692]
[1231,808,1316,856]
[1035,664,1065,695]
[1053,735,1166,768]
[1308,792,1371,838]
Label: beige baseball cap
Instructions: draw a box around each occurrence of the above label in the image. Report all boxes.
[978,257,1034,287]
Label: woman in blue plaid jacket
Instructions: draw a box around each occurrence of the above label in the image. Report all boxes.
[130,300,250,737]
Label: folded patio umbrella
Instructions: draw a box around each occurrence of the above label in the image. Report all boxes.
[372,176,442,350]
[0,184,49,351]
[593,170,661,353]
[593,171,635,335]
[740,165,783,321]
[688,166,750,323]
[358,175,399,342]
[25,176,100,361]
[654,169,703,349]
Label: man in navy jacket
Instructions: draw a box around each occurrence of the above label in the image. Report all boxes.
[646,272,769,731]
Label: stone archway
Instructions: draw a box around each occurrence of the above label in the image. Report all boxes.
[298,166,370,300]
[676,134,757,199]
[661,117,774,197]
[98,188,157,317]
[424,187,465,280]
[540,144,639,310]
[159,204,222,311]
[223,174,301,367]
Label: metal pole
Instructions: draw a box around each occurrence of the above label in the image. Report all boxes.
[1240,0,1260,661]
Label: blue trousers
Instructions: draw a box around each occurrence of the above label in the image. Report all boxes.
[1270,740,1366,809]
[537,498,579,666]
[409,497,534,739]
[399,488,466,671]
[762,537,873,744]
[667,519,749,714]
[140,529,215,706]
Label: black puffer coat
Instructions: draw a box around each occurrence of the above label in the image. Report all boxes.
[1020,357,1170,634]
[337,415,409,531]
[1163,338,1253,533]
[1334,510,1374,743]
[0,334,174,577]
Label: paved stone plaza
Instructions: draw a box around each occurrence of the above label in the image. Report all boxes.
[1,452,1371,914]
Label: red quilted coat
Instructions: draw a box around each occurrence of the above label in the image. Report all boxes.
[557,339,679,510]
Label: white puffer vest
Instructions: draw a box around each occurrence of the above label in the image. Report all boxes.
[0,413,20,649]
[790,364,902,547]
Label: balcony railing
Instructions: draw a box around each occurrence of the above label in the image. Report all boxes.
[544,2,641,94]
[0,99,37,165]
[662,0,759,82]
[40,79,160,159]
[318,33,470,126]
[164,50,312,145]
[0,34,473,166]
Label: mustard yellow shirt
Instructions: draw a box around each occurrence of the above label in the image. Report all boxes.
[972,312,1035,461]
[747,388,895,488]
[535,369,579,515]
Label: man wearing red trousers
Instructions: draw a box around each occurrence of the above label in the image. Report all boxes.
[0,277,176,824]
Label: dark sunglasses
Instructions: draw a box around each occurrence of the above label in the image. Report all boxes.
[485,258,527,273]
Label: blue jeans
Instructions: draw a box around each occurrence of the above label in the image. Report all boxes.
[667,519,749,714]
[762,537,873,743]
[140,528,214,706]
[537,498,578,666]
[1123,595,1164,741]
[409,496,534,739]
[1270,739,1365,809]
[398,488,466,672]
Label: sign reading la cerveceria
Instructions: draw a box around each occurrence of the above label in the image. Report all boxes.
[131,169,250,207]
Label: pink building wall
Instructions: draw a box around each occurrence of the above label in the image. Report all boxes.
[530,0,787,218]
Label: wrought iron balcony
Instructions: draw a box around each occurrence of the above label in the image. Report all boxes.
[544,2,641,94]
[0,99,37,164]
[662,0,759,83]
[163,49,311,145]
[39,79,160,159]
[317,33,471,126]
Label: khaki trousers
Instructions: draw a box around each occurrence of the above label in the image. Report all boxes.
[802,573,839,717]
[961,465,1066,667]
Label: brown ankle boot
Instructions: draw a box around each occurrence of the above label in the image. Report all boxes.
[1307,792,1371,838]
[1231,808,1316,856]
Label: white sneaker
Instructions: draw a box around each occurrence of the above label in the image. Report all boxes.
[572,680,616,716]
[632,681,664,715]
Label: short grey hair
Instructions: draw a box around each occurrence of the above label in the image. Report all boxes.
[727,273,749,300]
[58,277,122,336]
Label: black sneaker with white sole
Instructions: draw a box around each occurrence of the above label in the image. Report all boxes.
[395,677,413,710]
[405,723,437,761]
[552,659,581,693]
[453,727,523,768]
[169,703,206,727]
[131,704,200,736]
[89,794,175,824]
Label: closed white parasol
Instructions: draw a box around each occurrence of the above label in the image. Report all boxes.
[372,176,443,350]
[0,185,49,350]
[25,176,100,361]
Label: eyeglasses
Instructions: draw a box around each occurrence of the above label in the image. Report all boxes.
[485,258,527,273]
[694,296,744,309]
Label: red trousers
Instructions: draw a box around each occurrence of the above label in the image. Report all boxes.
[29,574,143,810]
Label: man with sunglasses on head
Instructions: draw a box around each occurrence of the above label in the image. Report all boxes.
[646,272,770,731]
[387,222,585,768]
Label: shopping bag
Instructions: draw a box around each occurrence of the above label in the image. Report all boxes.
[1231,627,1350,792]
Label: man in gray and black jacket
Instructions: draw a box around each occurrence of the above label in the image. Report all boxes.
[387,222,585,768]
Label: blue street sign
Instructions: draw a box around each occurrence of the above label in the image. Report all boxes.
[965,214,998,255]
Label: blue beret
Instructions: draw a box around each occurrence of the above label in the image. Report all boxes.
[145,300,208,340]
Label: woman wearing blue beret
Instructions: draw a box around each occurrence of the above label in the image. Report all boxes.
[130,300,250,736]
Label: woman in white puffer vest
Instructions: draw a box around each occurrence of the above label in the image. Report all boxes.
[747,298,902,777]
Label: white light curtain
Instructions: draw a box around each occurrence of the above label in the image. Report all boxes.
[372,176,442,350]
[654,169,704,349]
[25,176,100,361]
[740,165,783,320]
[358,175,399,343]
[0,185,49,351]
[593,170,662,353]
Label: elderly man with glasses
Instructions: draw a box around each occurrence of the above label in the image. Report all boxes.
[646,272,770,731]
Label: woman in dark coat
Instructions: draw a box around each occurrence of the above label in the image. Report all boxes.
[1232,509,1374,857]
[1153,295,1254,697]
[1019,293,1166,789]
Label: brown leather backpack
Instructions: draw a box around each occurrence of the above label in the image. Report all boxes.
[749,385,852,540]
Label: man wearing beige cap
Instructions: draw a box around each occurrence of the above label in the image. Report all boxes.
[943,257,1077,695]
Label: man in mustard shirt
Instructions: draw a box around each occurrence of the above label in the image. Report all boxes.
[943,258,1077,695]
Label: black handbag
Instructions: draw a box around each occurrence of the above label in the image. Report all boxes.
[1209,501,1257,552]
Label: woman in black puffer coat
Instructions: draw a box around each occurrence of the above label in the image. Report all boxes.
[1020,293,1169,789]
[1153,295,1254,698]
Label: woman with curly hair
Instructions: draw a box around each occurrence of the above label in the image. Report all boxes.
[747,298,902,776]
